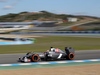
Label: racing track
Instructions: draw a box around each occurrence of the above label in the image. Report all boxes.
[0,50,100,64]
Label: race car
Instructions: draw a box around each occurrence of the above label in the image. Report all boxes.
[18,47,75,62]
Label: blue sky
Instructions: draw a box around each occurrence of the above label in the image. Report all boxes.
[0,0,100,17]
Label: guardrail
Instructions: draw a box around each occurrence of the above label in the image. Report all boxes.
[11,31,100,34]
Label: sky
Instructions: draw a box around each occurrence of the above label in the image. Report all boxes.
[0,0,100,17]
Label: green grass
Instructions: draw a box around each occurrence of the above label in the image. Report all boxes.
[0,36,100,54]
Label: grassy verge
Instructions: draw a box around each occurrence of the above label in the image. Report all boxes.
[0,36,100,54]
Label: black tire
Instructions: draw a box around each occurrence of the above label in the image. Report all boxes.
[31,54,40,62]
[67,53,74,60]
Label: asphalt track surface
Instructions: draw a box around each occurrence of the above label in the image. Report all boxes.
[0,50,100,64]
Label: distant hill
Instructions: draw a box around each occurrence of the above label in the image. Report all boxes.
[0,11,99,22]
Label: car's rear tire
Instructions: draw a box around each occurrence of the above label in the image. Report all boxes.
[67,53,74,60]
[65,47,75,60]
[31,54,40,62]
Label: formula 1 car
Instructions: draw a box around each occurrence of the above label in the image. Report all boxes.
[18,47,75,62]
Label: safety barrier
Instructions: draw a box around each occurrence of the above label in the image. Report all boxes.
[11,31,100,34]
[0,59,100,67]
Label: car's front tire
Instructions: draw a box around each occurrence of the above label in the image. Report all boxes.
[31,54,40,62]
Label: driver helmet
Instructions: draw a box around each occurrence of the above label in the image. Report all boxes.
[50,48,55,52]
